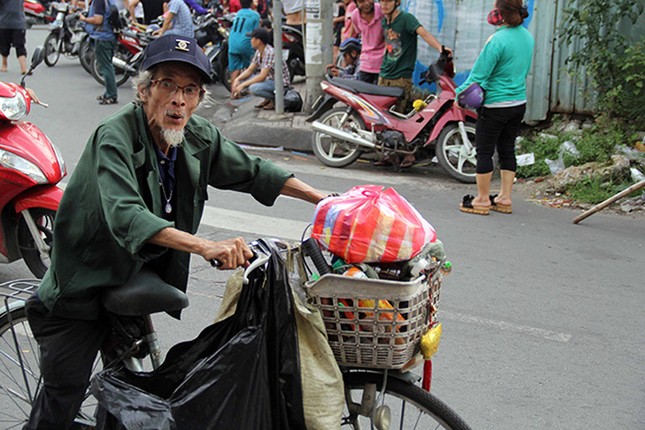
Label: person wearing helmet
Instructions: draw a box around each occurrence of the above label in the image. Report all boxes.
[328,37,362,79]
[23,34,326,430]
[457,0,534,216]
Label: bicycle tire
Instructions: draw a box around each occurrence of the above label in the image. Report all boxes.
[0,303,101,428]
[342,371,472,430]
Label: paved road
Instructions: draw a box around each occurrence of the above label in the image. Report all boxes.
[1,27,643,430]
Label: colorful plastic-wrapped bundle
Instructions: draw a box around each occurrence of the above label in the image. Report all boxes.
[311,185,436,264]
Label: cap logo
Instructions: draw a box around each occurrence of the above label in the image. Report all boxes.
[175,39,191,52]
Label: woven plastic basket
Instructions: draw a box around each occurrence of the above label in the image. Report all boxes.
[305,273,441,369]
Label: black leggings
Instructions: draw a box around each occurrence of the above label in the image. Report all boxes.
[475,104,526,174]
[0,29,27,57]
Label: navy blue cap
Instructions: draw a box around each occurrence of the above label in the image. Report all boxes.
[141,35,212,83]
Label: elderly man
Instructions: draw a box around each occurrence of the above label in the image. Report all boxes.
[23,34,325,429]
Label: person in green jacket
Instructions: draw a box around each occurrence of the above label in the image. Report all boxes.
[457,0,534,216]
[23,34,326,430]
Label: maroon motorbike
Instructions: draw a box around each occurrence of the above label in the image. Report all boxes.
[307,50,478,183]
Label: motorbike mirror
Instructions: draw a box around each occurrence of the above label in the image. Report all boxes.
[30,47,45,69]
[20,46,44,87]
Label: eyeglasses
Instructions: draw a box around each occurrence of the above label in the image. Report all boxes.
[151,79,204,100]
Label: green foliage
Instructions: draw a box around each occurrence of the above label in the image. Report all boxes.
[567,175,632,204]
[516,132,571,178]
[516,116,635,179]
[560,0,644,122]
[599,42,645,128]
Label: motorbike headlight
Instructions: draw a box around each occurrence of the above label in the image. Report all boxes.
[52,143,67,177]
[0,93,28,121]
[0,148,48,184]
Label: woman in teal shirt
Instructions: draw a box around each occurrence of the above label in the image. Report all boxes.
[458,0,534,215]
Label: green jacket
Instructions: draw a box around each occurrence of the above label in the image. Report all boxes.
[38,103,292,319]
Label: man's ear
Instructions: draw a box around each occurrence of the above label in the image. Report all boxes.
[138,85,149,102]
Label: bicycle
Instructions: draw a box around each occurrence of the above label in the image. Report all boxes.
[0,238,472,430]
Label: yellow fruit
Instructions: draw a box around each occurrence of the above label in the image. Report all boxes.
[420,323,442,360]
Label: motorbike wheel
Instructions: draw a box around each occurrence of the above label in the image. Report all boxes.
[91,45,132,87]
[218,44,231,92]
[312,107,364,168]
[17,208,56,279]
[44,33,61,67]
[79,37,95,74]
[436,122,478,183]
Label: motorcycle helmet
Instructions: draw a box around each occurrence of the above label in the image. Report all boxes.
[457,83,485,109]
[339,38,361,54]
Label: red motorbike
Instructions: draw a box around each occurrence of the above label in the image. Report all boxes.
[24,0,56,28]
[90,10,151,87]
[308,50,478,183]
[0,48,66,278]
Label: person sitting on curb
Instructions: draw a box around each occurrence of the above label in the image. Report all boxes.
[231,27,291,111]
[327,37,361,80]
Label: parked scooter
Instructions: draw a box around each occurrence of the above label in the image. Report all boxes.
[282,24,305,82]
[195,11,233,90]
[23,0,56,28]
[0,48,66,278]
[43,2,90,67]
[307,49,478,183]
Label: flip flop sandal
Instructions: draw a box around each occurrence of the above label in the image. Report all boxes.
[254,99,270,109]
[98,97,118,105]
[400,156,416,168]
[489,194,513,214]
[459,194,490,215]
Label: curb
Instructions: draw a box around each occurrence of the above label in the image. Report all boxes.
[209,82,314,153]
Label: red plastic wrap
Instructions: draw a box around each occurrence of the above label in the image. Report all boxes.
[311,185,436,263]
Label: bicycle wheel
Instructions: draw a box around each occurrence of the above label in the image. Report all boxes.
[342,371,472,430]
[0,303,101,428]
[0,304,40,426]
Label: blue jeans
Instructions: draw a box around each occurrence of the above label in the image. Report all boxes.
[95,39,117,99]
[249,80,276,100]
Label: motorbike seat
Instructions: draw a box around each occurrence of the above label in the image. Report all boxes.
[330,77,404,98]
[102,268,189,316]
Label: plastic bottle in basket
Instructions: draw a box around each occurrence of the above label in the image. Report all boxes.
[441,261,452,274]
[342,266,368,279]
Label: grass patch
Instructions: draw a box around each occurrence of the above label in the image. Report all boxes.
[566,175,633,204]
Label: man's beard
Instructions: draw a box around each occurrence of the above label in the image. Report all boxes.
[161,128,185,147]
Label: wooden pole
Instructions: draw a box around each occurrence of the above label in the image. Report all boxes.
[573,179,645,224]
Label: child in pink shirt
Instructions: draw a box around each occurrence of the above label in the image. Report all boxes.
[350,0,384,83]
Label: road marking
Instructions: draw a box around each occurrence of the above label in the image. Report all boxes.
[441,310,573,343]
[201,206,310,241]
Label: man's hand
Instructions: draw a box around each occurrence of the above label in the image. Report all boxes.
[202,237,254,269]
[148,229,253,270]
[326,65,340,77]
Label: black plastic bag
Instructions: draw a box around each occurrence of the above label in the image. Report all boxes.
[92,244,306,430]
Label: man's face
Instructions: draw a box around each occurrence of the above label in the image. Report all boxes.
[139,63,202,148]
[250,36,260,50]
[356,0,374,13]
[380,0,398,15]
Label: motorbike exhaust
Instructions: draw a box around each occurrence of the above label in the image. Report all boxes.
[311,122,377,149]
[112,57,137,74]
